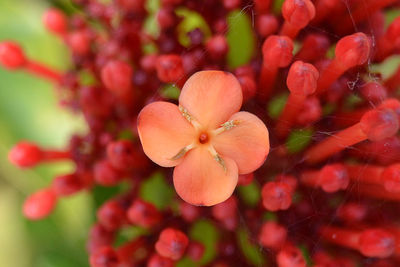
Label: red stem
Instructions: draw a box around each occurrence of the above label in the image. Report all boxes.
[315,59,345,95]
[26,60,62,83]
[276,93,306,138]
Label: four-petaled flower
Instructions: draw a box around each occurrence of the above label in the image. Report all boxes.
[137,71,270,206]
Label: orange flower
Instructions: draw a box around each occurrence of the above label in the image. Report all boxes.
[137,71,270,206]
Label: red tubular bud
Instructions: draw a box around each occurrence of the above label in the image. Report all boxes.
[320,226,395,258]
[301,164,349,193]
[316,33,370,95]
[382,164,400,193]
[256,14,279,38]
[287,61,319,96]
[0,42,26,69]
[295,33,330,62]
[305,108,398,164]
[23,188,57,220]
[262,181,293,211]
[281,0,315,38]
[155,228,189,260]
[276,61,319,137]
[43,9,67,36]
[335,33,370,69]
[359,108,399,142]
[8,142,42,168]
[259,221,287,250]
[52,173,83,196]
[359,229,396,258]
[277,245,307,267]
[259,35,293,100]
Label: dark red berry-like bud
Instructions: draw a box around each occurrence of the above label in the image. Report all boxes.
[101,60,133,95]
[147,253,174,267]
[87,223,115,254]
[187,241,205,261]
[89,246,120,267]
[116,0,146,12]
[8,141,42,168]
[256,14,279,38]
[155,228,189,260]
[156,54,184,83]
[359,229,395,258]
[43,9,67,35]
[97,200,126,230]
[179,201,200,222]
[157,8,177,30]
[206,35,229,60]
[94,160,123,186]
[259,221,287,250]
[211,196,238,230]
[0,42,26,69]
[106,140,142,171]
[67,30,91,55]
[79,86,113,117]
[23,188,57,220]
[127,199,161,227]
[52,173,83,196]
[262,182,293,211]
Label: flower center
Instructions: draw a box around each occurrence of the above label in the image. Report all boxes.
[199,132,209,144]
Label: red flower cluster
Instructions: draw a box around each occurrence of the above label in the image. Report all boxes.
[2,0,400,266]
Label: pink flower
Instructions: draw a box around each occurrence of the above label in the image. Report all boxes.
[137,71,270,206]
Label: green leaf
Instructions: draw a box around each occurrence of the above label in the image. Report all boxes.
[286,128,314,154]
[140,172,174,210]
[189,220,219,265]
[268,93,289,119]
[161,84,181,100]
[176,8,212,47]
[238,182,261,207]
[237,228,266,266]
[226,10,256,68]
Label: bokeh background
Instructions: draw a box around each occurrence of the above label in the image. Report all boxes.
[0,1,90,266]
[1,1,400,267]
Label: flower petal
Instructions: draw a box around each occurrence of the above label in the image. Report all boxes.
[137,101,196,167]
[179,71,243,129]
[212,111,270,174]
[173,147,238,206]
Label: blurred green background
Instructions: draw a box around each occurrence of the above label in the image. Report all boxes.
[0,1,91,266]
